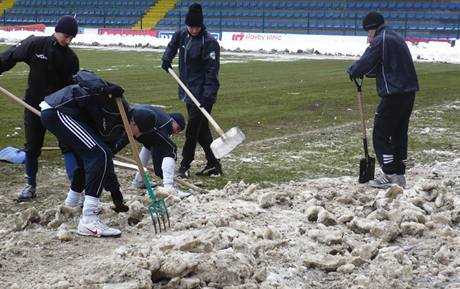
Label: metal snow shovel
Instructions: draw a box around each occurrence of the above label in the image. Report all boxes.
[114,97,170,234]
[354,78,375,183]
[168,68,245,159]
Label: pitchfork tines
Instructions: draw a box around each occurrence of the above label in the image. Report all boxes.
[144,174,170,233]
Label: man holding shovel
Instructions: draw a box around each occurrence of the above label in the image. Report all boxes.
[161,2,222,178]
[0,15,80,201]
[347,12,419,188]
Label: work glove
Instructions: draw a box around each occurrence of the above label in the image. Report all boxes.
[110,189,129,213]
[161,60,172,73]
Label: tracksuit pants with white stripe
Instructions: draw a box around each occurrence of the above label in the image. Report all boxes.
[373,92,415,175]
[41,108,114,198]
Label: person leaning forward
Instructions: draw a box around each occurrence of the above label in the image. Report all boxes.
[40,70,129,238]
[112,104,191,199]
[0,15,80,201]
[347,11,419,189]
[161,2,222,178]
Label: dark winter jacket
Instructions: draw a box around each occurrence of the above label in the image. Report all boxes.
[43,70,128,143]
[162,26,220,105]
[348,25,419,97]
[0,35,79,107]
[113,105,178,159]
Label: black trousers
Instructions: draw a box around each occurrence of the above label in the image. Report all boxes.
[180,103,218,169]
[373,92,415,175]
[41,109,116,198]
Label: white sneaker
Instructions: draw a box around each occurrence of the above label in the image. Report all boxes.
[156,187,192,199]
[131,179,146,189]
[77,218,121,237]
[174,188,192,199]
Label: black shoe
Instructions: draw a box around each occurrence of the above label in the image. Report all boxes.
[196,163,222,176]
[177,166,190,178]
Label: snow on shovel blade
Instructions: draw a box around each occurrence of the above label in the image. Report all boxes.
[210,127,245,159]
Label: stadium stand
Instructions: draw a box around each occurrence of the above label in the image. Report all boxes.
[0,0,459,38]
[158,0,460,38]
[0,0,156,28]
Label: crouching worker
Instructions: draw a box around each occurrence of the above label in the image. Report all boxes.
[113,104,191,199]
[40,70,129,237]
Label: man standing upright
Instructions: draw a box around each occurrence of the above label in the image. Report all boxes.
[0,15,80,201]
[347,12,419,188]
[161,2,222,178]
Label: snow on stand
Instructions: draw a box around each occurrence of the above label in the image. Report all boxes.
[0,25,459,63]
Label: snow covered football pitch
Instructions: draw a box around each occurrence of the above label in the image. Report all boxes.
[0,47,458,188]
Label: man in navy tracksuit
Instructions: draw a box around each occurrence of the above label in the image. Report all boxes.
[348,12,419,188]
[113,105,190,198]
[40,70,128,237]
[0,15,80,201]
[161,2,222,178]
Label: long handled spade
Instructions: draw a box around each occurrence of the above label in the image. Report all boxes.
[168,68,245,159]
[115,97,170,233]
[354,78,375,183]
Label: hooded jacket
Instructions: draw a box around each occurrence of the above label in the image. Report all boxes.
[162,26,220,105]
[43,70,128,143]
[348,25,419,97]
[0,35,79,107]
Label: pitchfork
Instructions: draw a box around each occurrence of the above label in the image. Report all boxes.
[115,97,170,233]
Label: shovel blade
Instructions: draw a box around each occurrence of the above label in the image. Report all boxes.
[359,156,375,183]
[210,127,245,159]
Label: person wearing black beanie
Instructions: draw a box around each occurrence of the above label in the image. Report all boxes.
[347,11,419,189]
[362,11,384,31]
[162,2,222,178]
[55,15,79,36]
[0,15,79,202]
[113,105,191,198]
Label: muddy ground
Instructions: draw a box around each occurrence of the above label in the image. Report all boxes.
[1,157,459,289]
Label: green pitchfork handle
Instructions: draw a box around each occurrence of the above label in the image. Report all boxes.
[114,97,157,199]
[0,85,41,116]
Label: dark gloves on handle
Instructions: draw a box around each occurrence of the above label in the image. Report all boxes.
[110,189,129,213]
[161,60,172,72]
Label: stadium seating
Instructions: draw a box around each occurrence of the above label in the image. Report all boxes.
[158,0,460,38]
[0,0,155,28]
[0,1,459,38]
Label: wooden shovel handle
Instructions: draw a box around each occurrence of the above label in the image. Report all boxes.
[0,85,41,116]
[114,97,146,179]
[354,79,367,139]
[167,68,225,137]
